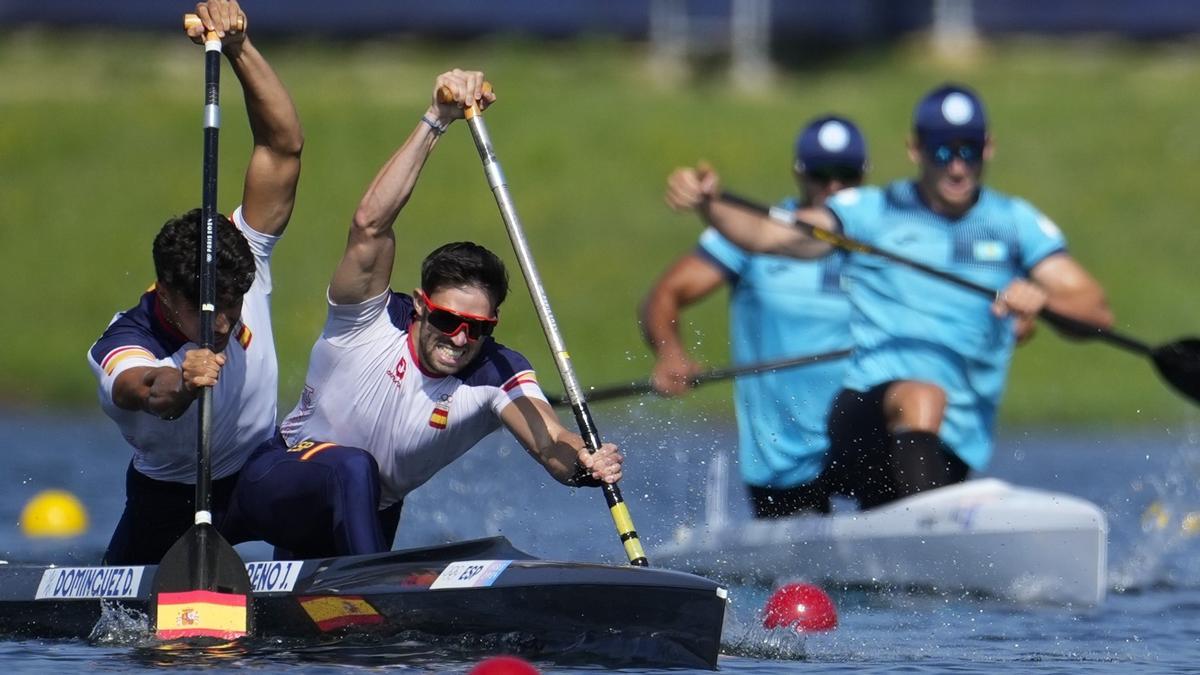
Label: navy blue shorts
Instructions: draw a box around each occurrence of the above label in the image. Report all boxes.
[103,462,240,565]
[223,434,402,560]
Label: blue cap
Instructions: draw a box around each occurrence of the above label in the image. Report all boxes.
[794,115,868,173]
[913,83,987,147]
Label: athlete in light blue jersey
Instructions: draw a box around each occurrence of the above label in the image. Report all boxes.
[644,116,863,517]
[666,84,1113,509]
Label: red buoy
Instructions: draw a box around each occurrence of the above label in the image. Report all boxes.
[469,655,540,675]
[762,582,838,632]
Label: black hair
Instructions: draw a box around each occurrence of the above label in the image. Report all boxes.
[152,208,256,308]
[420,242,509,310]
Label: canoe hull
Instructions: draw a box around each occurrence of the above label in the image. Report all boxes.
[654,478,1107,606]
[0,537,727,669]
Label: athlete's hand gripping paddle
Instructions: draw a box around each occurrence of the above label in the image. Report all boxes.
[150,13,253,641]
[437,82,649,567]
[719,189,1200,406]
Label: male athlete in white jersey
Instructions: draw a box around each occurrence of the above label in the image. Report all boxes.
[224,69,623,559]
[86,0,303,564]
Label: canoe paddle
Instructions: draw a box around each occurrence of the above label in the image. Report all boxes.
[150,13,253,641]
[439,82,649,567]
[718,190,1200,406]
[544,348,853,407]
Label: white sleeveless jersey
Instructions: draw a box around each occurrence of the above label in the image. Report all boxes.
[87,208,280,482]
[278,289,546,508]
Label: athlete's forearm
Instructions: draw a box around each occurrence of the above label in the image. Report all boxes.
[706,199,834,259]
[145,368,198,420]
[112,367,195,419]
[352,115,441,238]
[700,199,820,257]
[330,118,438,302]
[228,39,303,158]
[639,290,688,359]
[1044,285,1114,335]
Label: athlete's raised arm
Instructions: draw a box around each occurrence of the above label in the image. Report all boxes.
[186,0,303,236]
[330,69,494,305]
[666,162,835,259]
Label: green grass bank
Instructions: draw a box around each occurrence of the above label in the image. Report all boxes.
[2,31,1198,428]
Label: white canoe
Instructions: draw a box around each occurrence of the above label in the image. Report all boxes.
[654,476,1108,606]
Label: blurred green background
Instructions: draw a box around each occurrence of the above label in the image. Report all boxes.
[1,30,1197,427]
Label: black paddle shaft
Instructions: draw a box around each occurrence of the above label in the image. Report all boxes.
[547,348,853,407]
[151,21,252,636]
[194,41,221,588]
[718,190,1200,405]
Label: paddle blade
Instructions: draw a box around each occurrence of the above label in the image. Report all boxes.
[151,523,252,640]
[1150,338,1200,405]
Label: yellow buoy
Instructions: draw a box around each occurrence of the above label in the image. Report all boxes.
[1181,511,1200,537]
[20,489,89,538]
[1141,501,1169,531]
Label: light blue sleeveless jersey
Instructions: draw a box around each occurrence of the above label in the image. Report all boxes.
[698,197,852,488]
[826,181,1067,469]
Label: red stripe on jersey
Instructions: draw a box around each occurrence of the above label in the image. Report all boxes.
[501,370,538,392]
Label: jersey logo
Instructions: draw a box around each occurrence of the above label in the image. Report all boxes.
[972,240,1008,262]
[288,440,316,453]
[388,356,408,387]
[236,323,253,350]
[1036,214,1063,240]
[288,440,336,461]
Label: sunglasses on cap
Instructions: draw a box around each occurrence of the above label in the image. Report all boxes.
[417,289,498,341]
[925,141,984,167]
[803,165,864,184]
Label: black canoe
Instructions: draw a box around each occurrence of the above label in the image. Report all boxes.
[0,536,727,669]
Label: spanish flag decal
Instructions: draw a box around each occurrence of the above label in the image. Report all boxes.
[236,323,253,350]
[298,595,383,632]
[155,589,248,640]
[429,405,449,430]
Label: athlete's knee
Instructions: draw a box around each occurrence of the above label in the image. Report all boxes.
[314,445,382,504]
[883,380,947,432]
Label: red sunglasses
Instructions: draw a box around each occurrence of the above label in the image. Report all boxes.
[416,289,498,341]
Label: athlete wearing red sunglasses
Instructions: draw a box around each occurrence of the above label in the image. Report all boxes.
[410,287,499,376]
[223,70,624,559]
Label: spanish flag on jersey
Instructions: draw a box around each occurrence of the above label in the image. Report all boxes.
[429,404,449,430]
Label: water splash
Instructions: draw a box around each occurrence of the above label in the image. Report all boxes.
[1108,424,1200,591]
[718,603,809,661]
[88,601,151,646]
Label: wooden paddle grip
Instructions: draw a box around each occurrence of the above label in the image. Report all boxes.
[184,12,245,41]
[436,81,493,105]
